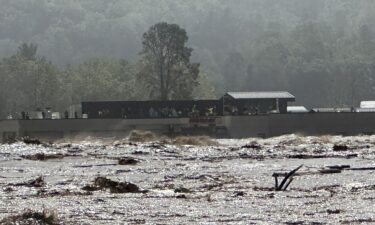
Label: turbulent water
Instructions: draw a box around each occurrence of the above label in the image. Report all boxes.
[1,134,375,224]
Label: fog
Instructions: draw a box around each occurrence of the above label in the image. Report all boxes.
[1,0,375,117]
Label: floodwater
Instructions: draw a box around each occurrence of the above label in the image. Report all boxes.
[1,134,375,224]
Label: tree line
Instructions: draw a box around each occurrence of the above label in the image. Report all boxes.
[0,22,216,118]
[1,0,375,117]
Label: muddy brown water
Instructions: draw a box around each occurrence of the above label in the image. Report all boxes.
[1,134,375,224]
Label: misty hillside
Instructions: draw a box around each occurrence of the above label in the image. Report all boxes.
[1,0,375,117]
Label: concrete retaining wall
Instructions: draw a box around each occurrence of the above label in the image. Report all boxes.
[268,113,372,137]
[0,118,191,142]
[17,118,190,141]
[0,120,19,143]
[224,115,269,138]
[1,113,375,142]
[225,112,375,138]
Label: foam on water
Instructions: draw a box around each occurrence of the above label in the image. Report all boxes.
[1,135,375,224]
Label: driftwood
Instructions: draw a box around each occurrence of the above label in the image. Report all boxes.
[327,165,350,170]
[118,157,139,165]
[272,164,375,192]
[82,177,146,193]
[72,163,117,168]
[319,169,342,174]
[273,165,303,191]
[349,166,375,171]
[321,165,375,171]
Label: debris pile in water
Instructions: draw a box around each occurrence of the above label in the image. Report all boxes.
[241,141,261,149]
[21,136,42,145]
[172,136,219,146]
[118,157,139,165]
[127,130,219,146]
[2,134,375,224]
[0,209,59,225]
[127,130,159,142]
[333,144,349,151]
[128,130,219,146]
[21,153,64,161]
[10,176,45,188]
[82,177,144,193]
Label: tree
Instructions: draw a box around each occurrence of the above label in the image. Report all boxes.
[65,58,137,103]
[0,43,63,117]
[192,70,217,99]
[17,43,38,61]
[139,22,199,100]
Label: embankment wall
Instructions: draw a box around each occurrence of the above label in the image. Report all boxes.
[0,120,19,143]
[225,112,375,138]
[1,113,375,142]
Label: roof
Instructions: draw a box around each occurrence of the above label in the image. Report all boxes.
[356,108,375,112]
[360,101,375,108]
[287,106,308,113]
[312,108,352,113]
[225,92,295,100]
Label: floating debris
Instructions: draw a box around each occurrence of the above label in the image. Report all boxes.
[131,150,149,155]
[333,144,349,151]
[21,153,64,161]
[241,142,261,149]
[327,209,342,214]
[3,187,13,192]
[37,189,93,197]
[0,209,59,225]
[174,187,190,193]
[82,177,145,193]
[326,165,351,170]
[11,176,45,188]
[128,130,158,142]
[233,191,245,197]
[118,157,139,165]
[2,134,375,223]
[273,165,303,191]
[21,136,42,145]
[287,153,357,159]
[176,194,187,199]
[319,168,342,174]
[172,136,219,146]
[341,218,375,224]
[67,146,83,153]
[146,142,166,149]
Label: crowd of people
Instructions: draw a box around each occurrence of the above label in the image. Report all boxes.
[95,105,219,119]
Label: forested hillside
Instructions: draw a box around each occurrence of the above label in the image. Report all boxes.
[1,0,375,118]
